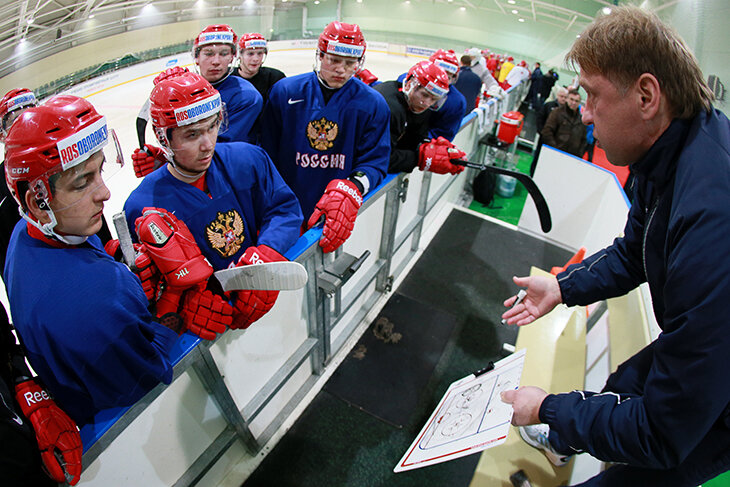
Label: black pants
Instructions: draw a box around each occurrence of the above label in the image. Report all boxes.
[0,377,57,487]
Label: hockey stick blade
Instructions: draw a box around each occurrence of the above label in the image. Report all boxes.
[457,160,552,233]
[213,261,308,292]
[112,212,138,270]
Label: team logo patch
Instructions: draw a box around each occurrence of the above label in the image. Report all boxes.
[306,117,339,151]
[206,210,245,258]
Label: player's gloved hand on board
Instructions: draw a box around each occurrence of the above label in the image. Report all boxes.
[307,179,362,253]
[104,239,161,302]
[131,144,167,178]
[14,378,82,485]
[355,68,378,85]
[418,137,466,175]
[230,245,287,329]
[180,284,234,340]
[135,207,214,329]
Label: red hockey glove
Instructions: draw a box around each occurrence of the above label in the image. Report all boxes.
[14,379,82,485]
[418,137,466,175]
[103,239,161,302]
[136,207,214,315]
[153,66,190,86]
[180,285,234,340]
[132,243,162,302]
[355,68,378,85]
[131,144,167,178]
[306,179,362,253]
[231,245,287,329]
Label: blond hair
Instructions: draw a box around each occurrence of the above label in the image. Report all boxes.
[566,6,713,119]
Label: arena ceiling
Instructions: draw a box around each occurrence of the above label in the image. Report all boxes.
[0,0,678,79]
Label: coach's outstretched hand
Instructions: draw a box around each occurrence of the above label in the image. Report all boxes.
[501,275,562,326]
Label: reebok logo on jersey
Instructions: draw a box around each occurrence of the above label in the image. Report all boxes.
[295,152,346,170]
[306,117,339,151]
[288,98,304,105]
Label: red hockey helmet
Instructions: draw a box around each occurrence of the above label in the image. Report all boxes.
[1,88,37,136]
[4,95,121,239]
[153,66,190,86]
[193,24,237,56]
[518,60,528,68]
[406,60,449,99]
[429,49,459,77]
[149,71,223,146]
[239,32,268,53]
[318,21,366,59]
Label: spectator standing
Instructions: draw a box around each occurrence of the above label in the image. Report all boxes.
[454,55,482,115]
[541,89,587,157]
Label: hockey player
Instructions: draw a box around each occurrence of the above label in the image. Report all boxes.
[425,49,467,141]
[193,24,262,144]
[260,21,390,254]
[394,49,466,141]
[124,71,303,330]
[0,88,113,274]
[4,95,232,425]
[374,60,466,175]
[234,33,285,106]
[1,88,37,276]
[0,88,36,141]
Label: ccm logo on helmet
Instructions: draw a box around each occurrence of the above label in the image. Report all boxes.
[11,167,29,174]
[335,181,362,204]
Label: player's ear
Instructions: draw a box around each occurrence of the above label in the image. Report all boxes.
[25,191,51,224]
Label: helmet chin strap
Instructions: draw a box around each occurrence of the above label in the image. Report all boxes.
[168,157,206,182]
[209,67,233,87]
[21,204,88,245]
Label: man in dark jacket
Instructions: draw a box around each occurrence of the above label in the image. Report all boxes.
[502,6,729,486]
[454,55,483,115]
[540,88,586,157]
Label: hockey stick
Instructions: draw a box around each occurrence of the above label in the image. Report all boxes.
[112,212,138,271]
[213,262,308,292]
[455,160,552,233]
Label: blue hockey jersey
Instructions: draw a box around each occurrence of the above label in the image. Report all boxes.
[124,142,303,270]
[428,86,467,141]
[4,225,178,425]
[260,71,390,218]
[214,74,263,144]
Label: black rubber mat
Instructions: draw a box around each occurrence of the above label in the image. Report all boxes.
[242,391,481,487]
[242,210,573,487]
[324,293,458,428]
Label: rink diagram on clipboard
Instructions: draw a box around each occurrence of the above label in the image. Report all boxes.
[395,349,526,472]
